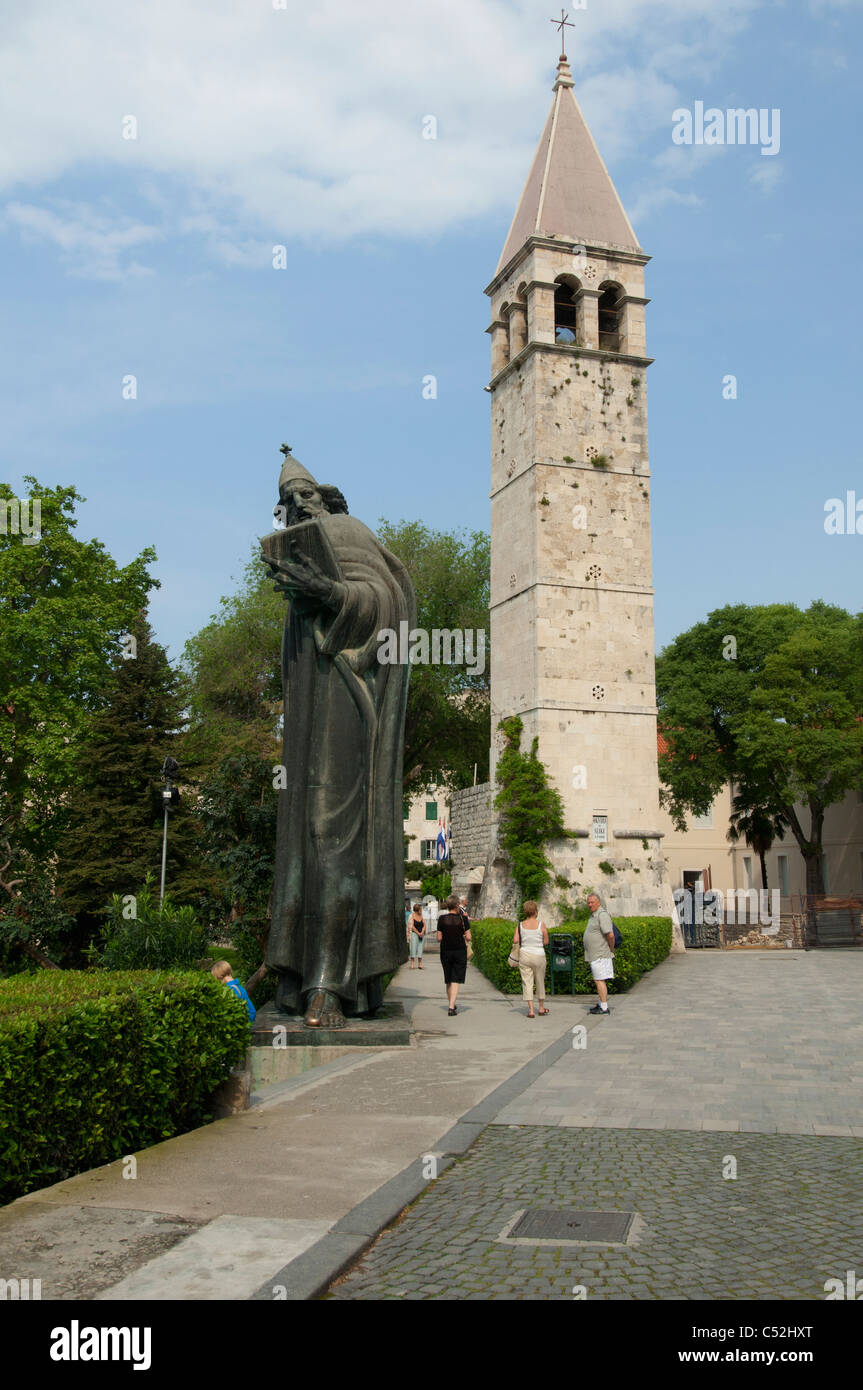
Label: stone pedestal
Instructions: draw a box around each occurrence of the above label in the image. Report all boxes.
[210,1059,252,1117]
[250,1001,412,1048]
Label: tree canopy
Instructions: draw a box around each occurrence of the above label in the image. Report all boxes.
[1,479,158,966]
[1,479,156,847]
[377,520,490,790]
[656,601,863,897]
[181,553,283,770]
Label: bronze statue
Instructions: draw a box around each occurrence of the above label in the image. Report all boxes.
[261,447,415,1027]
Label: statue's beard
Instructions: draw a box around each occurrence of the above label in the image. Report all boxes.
[287,501,323,524]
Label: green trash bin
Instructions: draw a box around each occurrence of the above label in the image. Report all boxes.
[548,933,575,995]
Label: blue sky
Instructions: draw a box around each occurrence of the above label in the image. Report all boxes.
[1,0,861,660]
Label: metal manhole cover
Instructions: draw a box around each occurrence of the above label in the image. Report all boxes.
[502,1208,635,1246]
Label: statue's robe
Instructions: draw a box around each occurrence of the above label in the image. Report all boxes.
[267,513,415,1014]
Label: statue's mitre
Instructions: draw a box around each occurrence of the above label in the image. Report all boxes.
[278,443,317,491]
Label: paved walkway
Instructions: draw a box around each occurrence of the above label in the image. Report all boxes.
[4,947,862,1301]
[495,950,863,1135]
[329,949,863,1301]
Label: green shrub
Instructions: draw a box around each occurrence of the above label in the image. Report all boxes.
[470,916,673,995]
[0,970,249,1204]
[94,879,211,970]
[470,917,522,993]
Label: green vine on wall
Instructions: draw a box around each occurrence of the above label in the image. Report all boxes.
[493,716,571,914]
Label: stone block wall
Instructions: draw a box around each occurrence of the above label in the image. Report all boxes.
[450,783,494,882]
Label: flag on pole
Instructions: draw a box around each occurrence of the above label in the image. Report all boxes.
[436,818,446,862]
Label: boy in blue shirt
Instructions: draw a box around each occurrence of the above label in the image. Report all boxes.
[211,960,256,1022]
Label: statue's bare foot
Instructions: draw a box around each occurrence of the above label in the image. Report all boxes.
[304,989,346,1029]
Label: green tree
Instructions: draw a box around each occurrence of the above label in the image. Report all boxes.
[193,752,278,993]
[1,479,156,966]
[493,716,569,911]
[54,612,202,952]
[404,860,452,900]
[657,602,863,898]
[376,521,490,790]
[181,552,283,770]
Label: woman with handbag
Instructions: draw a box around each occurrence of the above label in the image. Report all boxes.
[408,902,426,968]
[510,901,549,1019]
[437,894,471,1016]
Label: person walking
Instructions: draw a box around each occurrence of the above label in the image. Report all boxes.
[408,901,426,969]
[437,894,471,1016]
[584,892,615,1015]
[512,902,549,1018]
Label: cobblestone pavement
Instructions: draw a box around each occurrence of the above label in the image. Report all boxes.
[328,1125,863,1300]
[498,951,863,1134]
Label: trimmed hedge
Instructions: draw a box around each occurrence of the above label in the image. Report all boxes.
[471,916,673,995]
[0,971,249,1205]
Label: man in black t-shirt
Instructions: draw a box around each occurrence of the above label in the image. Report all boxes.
[436,893,471,1017]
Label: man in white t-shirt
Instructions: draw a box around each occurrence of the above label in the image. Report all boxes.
[584,893,615,1015]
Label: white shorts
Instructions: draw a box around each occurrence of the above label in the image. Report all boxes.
[590,957,614,981]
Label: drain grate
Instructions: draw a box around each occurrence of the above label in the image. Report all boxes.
[503,1208,635,1245]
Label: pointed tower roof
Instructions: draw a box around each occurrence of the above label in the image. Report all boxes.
[496,55,640,275]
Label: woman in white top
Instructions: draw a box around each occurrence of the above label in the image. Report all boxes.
[512,900,549,1019]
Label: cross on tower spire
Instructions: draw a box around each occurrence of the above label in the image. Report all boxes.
[549,8,575,59]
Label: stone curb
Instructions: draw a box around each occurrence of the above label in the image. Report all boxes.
[248,1010,605,1300]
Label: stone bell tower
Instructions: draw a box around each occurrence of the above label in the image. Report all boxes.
[480,50,677,929]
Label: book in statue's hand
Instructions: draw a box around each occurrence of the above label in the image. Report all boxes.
[260,518,343,591]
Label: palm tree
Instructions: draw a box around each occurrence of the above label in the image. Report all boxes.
[726,792,789,890]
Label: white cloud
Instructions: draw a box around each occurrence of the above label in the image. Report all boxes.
[0,0,769,258]
[749,161,783,194]
[628,186,703,225]
[3,200,161,278]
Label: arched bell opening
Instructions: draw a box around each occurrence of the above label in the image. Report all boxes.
[554,276,580,345]
[598,283,623,352]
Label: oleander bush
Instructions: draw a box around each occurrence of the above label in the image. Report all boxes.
[470,916,673,995]
[0,970,249,1205]
[93,880,211,971]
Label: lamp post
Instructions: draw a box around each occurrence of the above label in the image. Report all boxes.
[159,756,180,907]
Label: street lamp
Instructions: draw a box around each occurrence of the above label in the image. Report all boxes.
[160,756,180,906]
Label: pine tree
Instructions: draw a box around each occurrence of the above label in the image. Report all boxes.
[55,612,201,943]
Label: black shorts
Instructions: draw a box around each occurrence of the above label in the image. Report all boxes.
[441,948,467,984]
